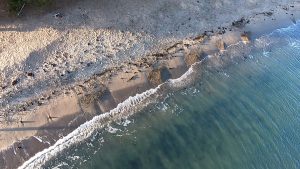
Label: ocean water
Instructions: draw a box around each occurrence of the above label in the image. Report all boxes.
[23,23,300,169]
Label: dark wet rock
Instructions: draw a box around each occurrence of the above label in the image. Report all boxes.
[127,75,139,82]
[184,43,192,48]
[148,70,161,85]
[166,42,183,54]
[153,53,167,60]
[184,51,206,65]
[80,89,103,106]
[261,11,273,16]
[232,17,249,28]
[80,93,97,106]
[37,101,42,106]
[193,35,206,41]
[218,29,226,34]
[63,52,69,58]
[27,72,34,77]
[265,12,273,16]
[12,79,19,86]
[148,67,171,85]
[282,6,289,11]
[79,86,107,114]
[241,32,251,44]
[53,13,63,18]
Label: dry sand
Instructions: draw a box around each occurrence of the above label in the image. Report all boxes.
[0,0,300,168]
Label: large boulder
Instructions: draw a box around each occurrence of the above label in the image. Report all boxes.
[148,66,171,86]
[241,32,251,44]
[216,39,226,51]
[184,50,206,65]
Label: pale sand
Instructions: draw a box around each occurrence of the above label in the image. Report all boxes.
[0,92,81,150]
[0,1,300,168]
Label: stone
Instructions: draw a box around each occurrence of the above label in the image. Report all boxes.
[148,66,171,85]
[216,40,226,51]
[241,32,251,44]
[184,50,206,65]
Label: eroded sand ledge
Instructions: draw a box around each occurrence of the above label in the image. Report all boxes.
[0,1,300,168]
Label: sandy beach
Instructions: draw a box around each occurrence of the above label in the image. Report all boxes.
[1,0,300,168]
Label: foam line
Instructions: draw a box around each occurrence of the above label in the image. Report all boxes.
[19,61,202,169]
[21,19,295,168]
[168,63,197,88]
[19,86,161,169]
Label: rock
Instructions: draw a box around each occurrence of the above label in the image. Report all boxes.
[54,13,63,18]
[167,43,183,54]
[193,35,206,42]
[232,17,249,28]
[27,72,34,77]
[79,85,107,113]
[263,12,273,16]
[216,40,226,51]
[185,51,199,65]
[282,6,289,11]
[184,50,206,65]
[148,66,171,85]
[127,75,139,82]
[241,32,251,44]
[148,69,161,85]
[12,79,19,86]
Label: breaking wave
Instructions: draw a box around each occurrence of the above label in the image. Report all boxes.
[19,20,300,169]
[19,63,198,169]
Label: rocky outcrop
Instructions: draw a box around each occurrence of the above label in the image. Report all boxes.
[184,50,206,65]
[78,81,108,113]
[232,17,250,28]
[216,40,226,51]
[148,66,171,86]
[241,32,251,44]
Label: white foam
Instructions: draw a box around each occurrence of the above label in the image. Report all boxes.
[69,156,80,161]
[13,147,17,155]
[19,86,161,169]
[122,119,132,127]
[33,136,43,143]
[106,125,120,134]
[19,60,200,169]
[52,162,69,169]
[289,40,300,48]
[168,63,196,88]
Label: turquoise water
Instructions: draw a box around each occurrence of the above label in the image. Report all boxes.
[44,24,300,169]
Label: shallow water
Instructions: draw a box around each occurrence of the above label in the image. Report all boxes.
[43,23,300,169]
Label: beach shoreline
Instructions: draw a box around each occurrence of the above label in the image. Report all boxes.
[1,1,300,168]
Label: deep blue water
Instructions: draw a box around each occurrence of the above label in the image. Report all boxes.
[44,23,300,169]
